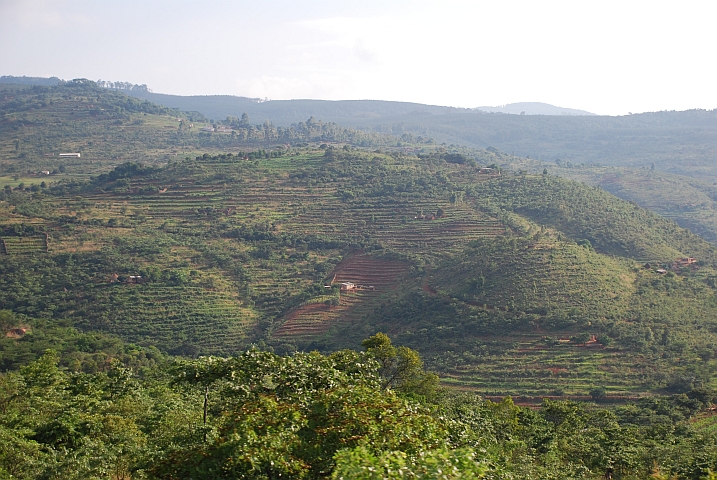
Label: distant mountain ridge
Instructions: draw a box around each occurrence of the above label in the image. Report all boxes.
[5,75,717,184]
[475,102,596,116]
[0,75,63,87]
[0,75,592,122]
[123,91,468,124]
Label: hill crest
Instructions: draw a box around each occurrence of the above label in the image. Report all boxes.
[474,102,596,116]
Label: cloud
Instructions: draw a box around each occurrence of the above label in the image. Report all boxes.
[353,40,378,64]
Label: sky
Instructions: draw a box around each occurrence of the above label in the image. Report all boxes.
[1,0,716,116]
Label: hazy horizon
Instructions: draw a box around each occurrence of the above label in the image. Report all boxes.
[2,0,715,116]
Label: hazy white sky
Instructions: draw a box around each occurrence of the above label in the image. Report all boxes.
[1,0,715,115]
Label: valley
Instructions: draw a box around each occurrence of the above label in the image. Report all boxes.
[2,80,717,478]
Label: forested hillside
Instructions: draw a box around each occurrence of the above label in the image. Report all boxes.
[121,87,717,181]
[2,142,717,399]
[541,165,717,246]
[0,80,398,177]
[470,175,717,263]
[347,109,717,180]
[3,84,717,478]
[3,338,716,479]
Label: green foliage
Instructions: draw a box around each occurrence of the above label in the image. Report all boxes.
[5,78,717,478]
[3,131,717,397]
[589,386,607,401]
[362,333,440,399]
[471,175,716,263]
[0,341,716,479]
[152,346,445,479]
[332,446,488,479]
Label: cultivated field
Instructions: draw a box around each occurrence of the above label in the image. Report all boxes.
[273,254,412,339]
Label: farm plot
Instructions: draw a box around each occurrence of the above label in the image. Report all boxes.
[1,236,47,255]
[93,181,337,226]
[76,284,258,355]
[244,248,332,317]
[692,413,717,435]
[282,198,505,255]
[369,205,505,253]
[429,239,635,320]
[86,185,230,220]
[441,335,654,397]
[273,255,412,340]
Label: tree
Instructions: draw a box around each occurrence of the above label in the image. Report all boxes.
[361,333,439,400]
[152,349,445,479]
[571,332,591,344]
[590,386,607,402]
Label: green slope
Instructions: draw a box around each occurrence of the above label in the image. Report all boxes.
[0,80,207,174]
[469,175,717,265]
[3,141,717,397]
[0,81,398,178]
[433,236,635,320]
[544,165,717,245]
[317,175,717,396]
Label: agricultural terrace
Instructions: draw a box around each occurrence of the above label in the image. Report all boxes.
[0,148,509,355]
[6,146,716,398]
[349,232,717,398]
[273,254,412,340]
[0,235,47,255]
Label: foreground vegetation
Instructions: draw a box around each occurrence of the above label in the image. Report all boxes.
[1,334,717,479]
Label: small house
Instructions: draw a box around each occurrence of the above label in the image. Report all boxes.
[656,269,668,275]
[340,282,356,292]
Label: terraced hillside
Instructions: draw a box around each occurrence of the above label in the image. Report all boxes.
[0,235,47,254]
[321,240,717,397]
[4,142,717,398]
[76,284,257,355]
[469,175,717,265]
[431,237,635,319]
[273,254,412,340]
[0,149,509,355]
[442,335,655,398]
[554,166,717,246]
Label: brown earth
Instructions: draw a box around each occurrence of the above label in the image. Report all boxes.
[273,254,412,339]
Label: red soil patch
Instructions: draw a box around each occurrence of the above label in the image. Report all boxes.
[421,279,437,295]
[273,254,411,339]
[5,325,30,339]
